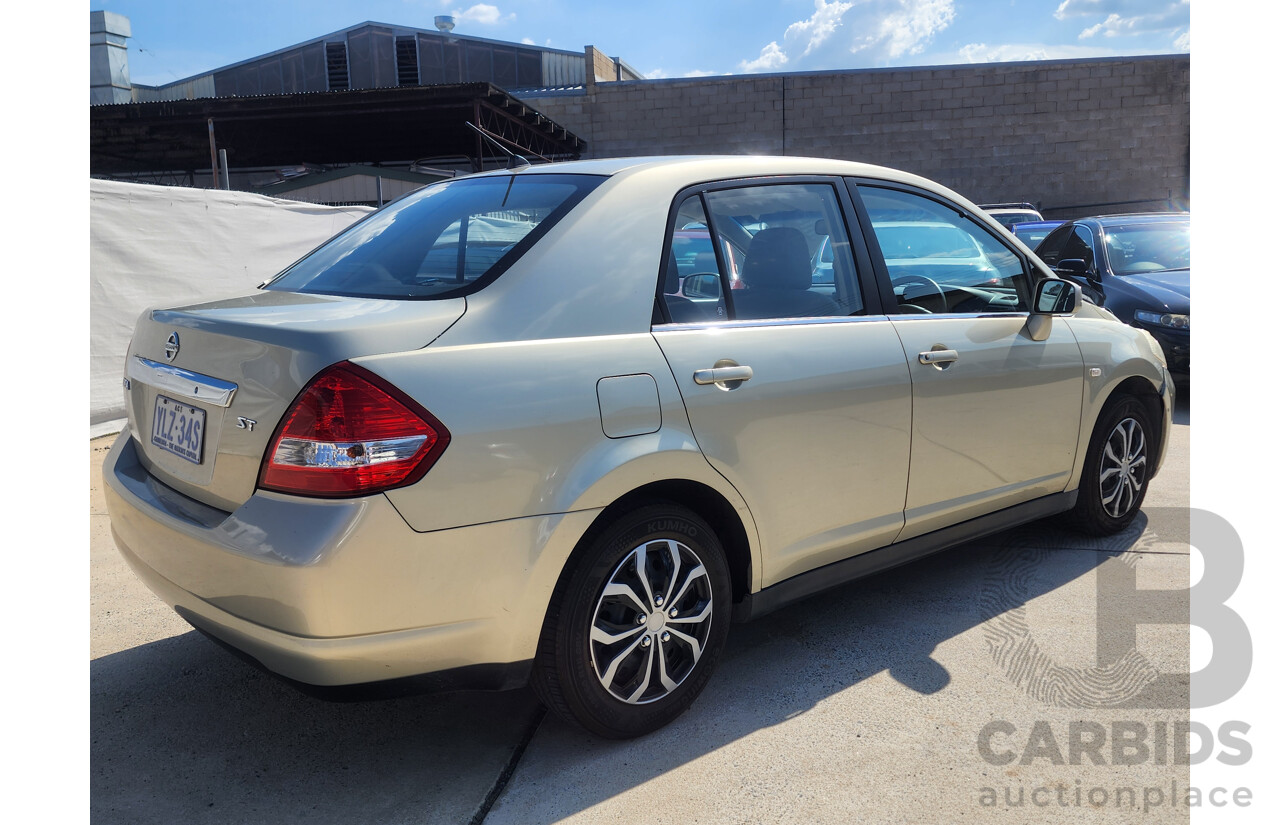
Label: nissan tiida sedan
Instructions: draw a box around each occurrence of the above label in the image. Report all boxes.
[104,156,1173,739]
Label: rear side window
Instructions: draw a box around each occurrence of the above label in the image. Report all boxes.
[657,183,866,324]
[265,174,602,299]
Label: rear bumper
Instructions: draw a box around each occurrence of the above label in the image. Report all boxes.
[103,432,598,688]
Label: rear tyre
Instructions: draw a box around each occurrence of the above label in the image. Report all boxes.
[531,503,732,738]
[1069,395,1154,535]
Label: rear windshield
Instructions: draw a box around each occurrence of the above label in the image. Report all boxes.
[264,173,602,299]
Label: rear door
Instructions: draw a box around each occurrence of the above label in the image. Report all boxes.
[849,181,1085,540]
[653,178,913,587]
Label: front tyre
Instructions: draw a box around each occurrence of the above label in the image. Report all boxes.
[532,504,732,738]
[1070,396,1154,535]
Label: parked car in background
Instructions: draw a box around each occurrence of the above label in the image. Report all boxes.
[1036,213,1189,376]
[980,202,1043,229]
[104,156,1172,739]
[1012,219,1065,249]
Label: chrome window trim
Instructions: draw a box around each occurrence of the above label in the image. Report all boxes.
[128,356,239,408]
[887,311,1031,322]
[654,314,892,332]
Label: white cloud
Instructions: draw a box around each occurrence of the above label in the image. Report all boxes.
[956,41,1119,63]
[1080,13,1125,38]
[740,0,957,71]
[451,4,515,26]
[739,41,789,72]
[1056,0,1189,40]
[785,1,855,58]
[684,69,725,78]
[1054,0,1125,20]
[1172,28,1189,51]
[520,37,535,45]
[849,0,956,59]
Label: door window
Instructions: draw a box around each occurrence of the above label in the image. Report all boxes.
[858,186,1030,314]
[657,183,866,323]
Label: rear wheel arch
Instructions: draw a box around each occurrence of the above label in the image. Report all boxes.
[558,480,754,608]
[531,489,746,737]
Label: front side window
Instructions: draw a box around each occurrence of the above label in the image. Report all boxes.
[265,174,602,300]
[858,186,1029,314]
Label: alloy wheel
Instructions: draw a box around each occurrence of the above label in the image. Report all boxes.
[589,538,714,704]
[1099,417,1147,518]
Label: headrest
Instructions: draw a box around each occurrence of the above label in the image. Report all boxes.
[741,227,812,291]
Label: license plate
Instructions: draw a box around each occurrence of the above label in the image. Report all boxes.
[151,395,206,464]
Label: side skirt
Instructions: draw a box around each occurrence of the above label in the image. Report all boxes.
[732,491,1078,622]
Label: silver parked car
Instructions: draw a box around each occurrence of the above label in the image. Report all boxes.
[104,156,1173,738]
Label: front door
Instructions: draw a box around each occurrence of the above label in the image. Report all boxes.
[853,183,1085,540]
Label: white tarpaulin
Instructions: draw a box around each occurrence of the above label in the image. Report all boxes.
[90,180,372,427]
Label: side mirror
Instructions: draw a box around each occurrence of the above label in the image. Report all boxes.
[1034,278,1082,315]
[1026,279,1082,341]
[683,273,723,300]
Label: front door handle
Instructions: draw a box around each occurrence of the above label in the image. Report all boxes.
[918,349,959,366]
[693,365,754,387]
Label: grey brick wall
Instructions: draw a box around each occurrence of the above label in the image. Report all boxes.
[520,55,1189,218]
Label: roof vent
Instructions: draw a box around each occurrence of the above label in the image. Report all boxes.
[434,15,455,33]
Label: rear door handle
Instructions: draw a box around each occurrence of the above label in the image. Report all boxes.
[693,365,754,386]
[918,349,959,365]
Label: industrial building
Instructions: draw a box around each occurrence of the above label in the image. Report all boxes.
[89,11,633,202]
[89,11,1189,216]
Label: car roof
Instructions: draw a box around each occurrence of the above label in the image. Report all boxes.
[1077,212,1189,226]
[466,155,947,191]
[980,202,1038,210]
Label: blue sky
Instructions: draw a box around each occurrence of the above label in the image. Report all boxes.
[98,0,1191,87]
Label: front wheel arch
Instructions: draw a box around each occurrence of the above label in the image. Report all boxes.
[1098,376,1166,474]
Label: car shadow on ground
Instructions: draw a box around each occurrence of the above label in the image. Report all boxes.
[91,635,543,825]
[91,515,1175,824]
[484,512,1189,822]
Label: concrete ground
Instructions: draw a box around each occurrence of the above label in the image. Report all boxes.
[91,389,1190,824]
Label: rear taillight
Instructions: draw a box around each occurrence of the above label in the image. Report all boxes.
[258,362,449,498]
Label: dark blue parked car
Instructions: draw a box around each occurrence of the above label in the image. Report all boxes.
[1011,220,1064,249]
[1035,213,1189,376]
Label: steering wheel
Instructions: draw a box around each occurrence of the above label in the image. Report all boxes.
[893,274,947,310]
